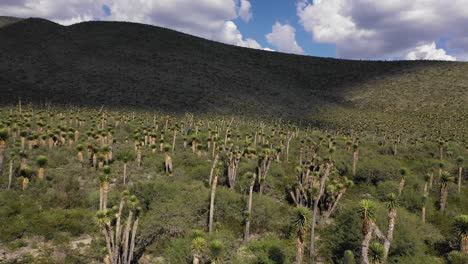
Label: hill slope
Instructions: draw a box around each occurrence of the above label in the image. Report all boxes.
[0,17,466,135]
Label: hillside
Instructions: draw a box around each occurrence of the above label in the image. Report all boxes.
[0,17,467,264]
[0,17,467,137]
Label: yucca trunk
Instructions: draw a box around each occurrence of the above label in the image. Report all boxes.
[127,217,139,264]
[137,149,142,168]
[38,167,45,180]
[383,209,397,260]
[193,254,200,264]
[22,177,29,190]
[209,154,219,186]
[439,184,448,212]
[8,159,13,189]
[0,145,4,177]
[208,174,218,233]
[361,220,373,264]
[21,137,25,150]
[93,154,98,167]
[244,179,255,242]
[398,178,405,196]
[352,150,359,175]
[172,130,177,153]
[429,172,434,190]
[78,151,83,164]
[102,182,109,211]
[296,236,304,264]
[122,210,134,264]
[123,162,128,185]
[99,186,104,211]
[310,164,331,261]
[461,234,468,254]
[458,166,463,194]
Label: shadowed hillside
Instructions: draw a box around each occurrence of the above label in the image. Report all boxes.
[0,17,466,135]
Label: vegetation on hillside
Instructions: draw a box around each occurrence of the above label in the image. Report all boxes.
[0,104,466,263]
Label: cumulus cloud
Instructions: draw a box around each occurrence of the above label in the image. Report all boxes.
[0,0,263,50]
[297,0,468,60]
[238,0,252,22]
[405,42,456,61]
[266,22,304,54]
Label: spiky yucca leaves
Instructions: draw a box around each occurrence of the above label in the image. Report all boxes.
[293,206,310,264]
[369,242,385,264]
[359,199,376,235]
[192,236,207,264]
[208,240,224,264]
[454,215,468,254]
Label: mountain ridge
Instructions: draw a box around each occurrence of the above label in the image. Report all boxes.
[0,17,466,133]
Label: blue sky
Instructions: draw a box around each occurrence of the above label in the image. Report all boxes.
[1,0,467,60]
[234,0,335,57]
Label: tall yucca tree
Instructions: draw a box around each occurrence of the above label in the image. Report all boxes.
[293,206,310,264]
[191,233,207,264]
[243,172,256,242]
[352,143,359,176]
[359,199,377,264]
[99,166,112,211]
[454,214,468,254]
[36,155,48,180]
[456,156,464,194]
[7,149,18,190]
[97,191,141,264]
[422,173,431,223]
[116,151,135,185]
[383,193,398,260]
[20,166,33,190]
[398,168,408,196]
[310,160,333,261]
[76,144,84,165]
[439,171,454,212]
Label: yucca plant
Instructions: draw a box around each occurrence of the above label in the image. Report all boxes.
[36,155,48,180]
[439,171,454,212]
[292,206,310,264]
[369,242,385,264]
[208,240,224,264]
[454,214,468,254]
[359,199,377,264]
[192,236,207,264]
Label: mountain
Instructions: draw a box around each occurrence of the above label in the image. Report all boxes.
[0,17,466,135]
[0,16,23,28]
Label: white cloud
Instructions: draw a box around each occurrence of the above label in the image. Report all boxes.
[297,0,468,60]
[405,42,456,61]
[266,22,304,54]
[0,0,264,50]
[217,21,261,48]
[238,0,252,22]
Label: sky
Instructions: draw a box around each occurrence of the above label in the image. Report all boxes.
[1,0,468,61]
